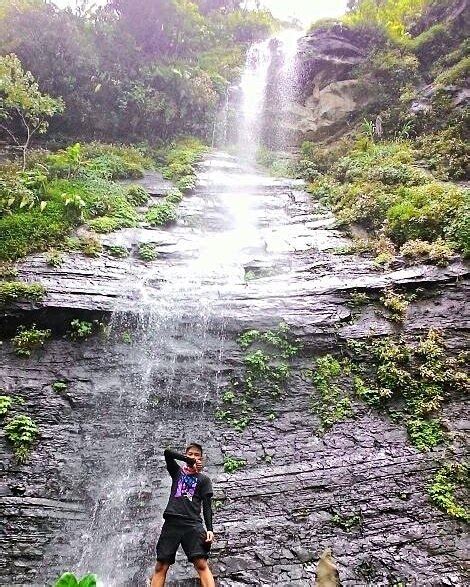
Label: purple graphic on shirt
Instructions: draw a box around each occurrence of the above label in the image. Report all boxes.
[174,472,198,501]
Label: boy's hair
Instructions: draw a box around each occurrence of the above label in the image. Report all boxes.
[186,442,203,455]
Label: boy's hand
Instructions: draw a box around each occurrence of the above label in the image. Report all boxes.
[187,457,196,467]
[195,458,203,473]
[205,531,214,543]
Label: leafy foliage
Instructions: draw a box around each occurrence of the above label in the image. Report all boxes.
[4,414,38,462]
[138,243,158,261]
[223,455,247,474]
[0,53,64,168]
[428,462,469,522]
[0,281,45,306]
[53,572,98,587]
[11,324,51,357]
[145,202,177,226]
[217,324,299,431]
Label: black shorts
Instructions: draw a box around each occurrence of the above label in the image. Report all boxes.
[156,518,211,565]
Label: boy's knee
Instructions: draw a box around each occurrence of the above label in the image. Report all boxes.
[155,561,170,574]
[193,557,208,572]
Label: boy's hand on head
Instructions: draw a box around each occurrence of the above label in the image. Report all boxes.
[187,457,196,467]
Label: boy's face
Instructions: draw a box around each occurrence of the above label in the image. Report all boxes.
[186,447,203,472]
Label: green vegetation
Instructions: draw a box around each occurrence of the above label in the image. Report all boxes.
[0,53,64,169]
[54,573,97,587]
[138,243,158,262]
[223,455,247,474]
[126,185,150,207]
[0,1,277,143]
[399,238,455,266]
[105,245,129,258]
[217,323,299,431]
[145,202,177,227]
[301,140,469,259]
[428,462,469,522]
[348,329,468,451]
[46,249,64,267]
[52,381,68,393]
[0,394,14,416]
[12,324,51,357]
[379,289,412,322]
[331,511,362,532]
[309,355,353,432]
[68,319,100,341]
[0,281,45,305]
[4,414,38,463]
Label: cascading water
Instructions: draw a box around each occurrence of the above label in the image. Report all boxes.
[40,30,304,587]
[235,29,303,155]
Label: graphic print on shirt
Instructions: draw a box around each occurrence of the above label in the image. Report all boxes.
[174,472,198,501]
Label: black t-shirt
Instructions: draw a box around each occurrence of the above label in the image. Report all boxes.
[163,450,213,525]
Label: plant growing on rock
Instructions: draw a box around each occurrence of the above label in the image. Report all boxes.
[105,245,129,258]
[138,243,158,261]
[52,381,68,392]
[217,324,299,431]
[0,261,18,280]
[223,456,247,474]
[348,329,468,451]
[0,281,45,306]
[309,355,353,432]
[46,249,64,267]
[126,185,149,207]
[145,202,177,227]
[68,319,99,340]
[428,462,469,522]
[379,289,411,322]
[0,395,14,416]
[399,239,455,266]
[12,324,51,357]
[4,414,38,463]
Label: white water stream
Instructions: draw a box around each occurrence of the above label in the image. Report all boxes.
[50,29,304,587]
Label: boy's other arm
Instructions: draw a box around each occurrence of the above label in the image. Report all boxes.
[164,448,196,476]
[202,494,214,541]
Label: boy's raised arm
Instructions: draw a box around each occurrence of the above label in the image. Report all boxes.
[164,448,196,476]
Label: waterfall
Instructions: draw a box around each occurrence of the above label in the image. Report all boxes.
[235,29,303,157]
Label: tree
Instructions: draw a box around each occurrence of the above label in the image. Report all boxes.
[0,54,64,169]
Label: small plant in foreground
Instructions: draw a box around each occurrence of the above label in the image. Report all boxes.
[4,414,38,463]
[0,282,45,306]
[138,243,158,261]
[145,202,177,226]
[54,572,98,587]
[12,325,51,357]
[68,319,95,340]
[126,184,149,207]
[331,511,362,532]
[380,289,411,322]
[428,463,469,522]
[46,249,64,267]
[223,456,247,474]
[52,381,68,392]
[105,245,129,258]
[0,395,14,416]
[349,291,370,306]
[310,355,352,431]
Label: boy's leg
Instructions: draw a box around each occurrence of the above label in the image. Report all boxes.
[150,561,170,587]
[192,558,215,587]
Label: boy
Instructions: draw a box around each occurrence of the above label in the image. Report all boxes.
[151,443,215,587]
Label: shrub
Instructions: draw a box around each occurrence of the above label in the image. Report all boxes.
[4,414,38,463]
[0,282,45,306]
[400,238,455,266]
[46,249,64,267]
[0,395,14,416]
[53,573,98,587]
[380,289,411,322]
[12,324,51,357]
[138,243,158,261]
[126,185,150,207]
[223,456,247,474]
[165,188,184,204]
[386,182,466,243]
[105,245,129,258]
[0,261,18,280]
[88,216,119,233]
[417,128,469,180]
[52,381,68,392]
[65,235,102,257]
[146,202,177,226]
[68,319,95,340]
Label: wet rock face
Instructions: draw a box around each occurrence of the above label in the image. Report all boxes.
[264,25,373,146]
[1,156,469,586]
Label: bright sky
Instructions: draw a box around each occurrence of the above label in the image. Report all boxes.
[54,1,349,25]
